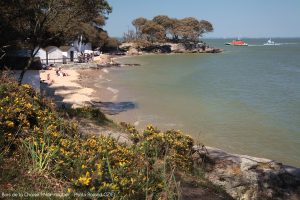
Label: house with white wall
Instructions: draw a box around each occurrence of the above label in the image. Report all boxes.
[45,46,63,64]
[34,47,47,63]
[60,46,78,63]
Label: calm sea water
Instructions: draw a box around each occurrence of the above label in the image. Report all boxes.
[103,38,300,167]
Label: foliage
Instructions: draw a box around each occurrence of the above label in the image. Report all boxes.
[0,0,112,50]
[153,15,175,39]
[22,133,59,173]
[0,0,112,80]
[0,75,197,199]
[63,106,109,125]
[102,37,121,52]
[140,21,166,43]
[132,17,148,36]
[121,123,194,172]
[130,15,214,44]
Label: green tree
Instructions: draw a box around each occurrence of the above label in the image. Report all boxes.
[199,20,214,36]
[0,0,111,83]
[173,17,214,44]
[102,37,120,52]
[140,21,165,43]
[173,17,199,43]
[132,17,147,38]
[152,15,175,40]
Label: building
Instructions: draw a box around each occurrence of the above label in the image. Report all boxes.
[44,46,63,64]
[34,47,47,63]
[33,39,91,65]
[60,46,78,63]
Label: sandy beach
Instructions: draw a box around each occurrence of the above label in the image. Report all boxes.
[39,54,120,108]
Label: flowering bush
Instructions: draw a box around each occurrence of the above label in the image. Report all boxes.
[0,75,77,157]
[121,123,194,172]
[0,75,196,199]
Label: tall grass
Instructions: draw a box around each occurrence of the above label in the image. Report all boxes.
[22,133,58,173]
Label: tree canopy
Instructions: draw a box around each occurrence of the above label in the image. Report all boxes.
[0,0,112,54]
[0,0,112,82]
[127,15,213,44]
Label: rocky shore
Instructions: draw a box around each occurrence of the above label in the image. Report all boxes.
[193,146,300,200]
[119,42,223,55]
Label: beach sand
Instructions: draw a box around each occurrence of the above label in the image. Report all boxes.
[39,53,142,128]
[40,68,94,108]
[40,66,119,109]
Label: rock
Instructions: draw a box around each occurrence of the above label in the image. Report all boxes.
[119,42,136,51]
[126,47,140,55]
[192,146,300,200]
[120,42,223,54]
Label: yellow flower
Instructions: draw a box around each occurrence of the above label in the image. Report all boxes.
[95,163,102,170]
[119,161,126,167]
[78,172,92,186]
[51,131,59,137]
[25,103,32,109]
[49,145,57,152]
[5,121,14,128]
[67,188,72,193]
[60,139,70,147]
[22,84,31,89]
[87,138,97,148]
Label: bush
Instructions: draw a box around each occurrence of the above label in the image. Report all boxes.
[121,123,194,172]
[0,75,196,199]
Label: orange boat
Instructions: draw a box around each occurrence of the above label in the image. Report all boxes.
[225,39,248,46]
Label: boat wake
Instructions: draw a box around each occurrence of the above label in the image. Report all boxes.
[248,43,298,46]
[280,42,298,45]
[248,45,264,47]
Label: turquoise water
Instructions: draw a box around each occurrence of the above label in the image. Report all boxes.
[104,38,300,167]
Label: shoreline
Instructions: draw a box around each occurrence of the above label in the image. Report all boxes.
[40,55,300,167]
[38,59,300,199]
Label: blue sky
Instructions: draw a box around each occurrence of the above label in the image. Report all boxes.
[104,0,300,38]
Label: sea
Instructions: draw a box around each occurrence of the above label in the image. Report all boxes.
[100,38,300,167]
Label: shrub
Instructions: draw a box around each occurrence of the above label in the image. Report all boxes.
[0,75,195,199]
[121,123,194,172]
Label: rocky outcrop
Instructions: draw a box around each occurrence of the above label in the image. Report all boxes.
[192,146,300,200]
[119,43,142,56]
[119,42,223,55]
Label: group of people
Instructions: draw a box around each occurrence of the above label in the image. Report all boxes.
[56,67,69,77]
[41,64,69,86]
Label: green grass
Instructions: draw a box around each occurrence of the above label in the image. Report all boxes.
[61,107,113,126]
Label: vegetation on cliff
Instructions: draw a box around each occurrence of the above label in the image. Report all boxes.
[0,74,231,199]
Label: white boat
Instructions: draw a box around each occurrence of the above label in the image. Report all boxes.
[263,39,280,46]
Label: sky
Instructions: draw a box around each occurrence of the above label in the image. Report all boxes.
[104,0,300,38]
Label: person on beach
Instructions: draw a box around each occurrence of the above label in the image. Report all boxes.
[56,67,69,77]
[41,73,54,85]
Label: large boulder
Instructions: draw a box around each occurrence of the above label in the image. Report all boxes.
[192,146,300,200]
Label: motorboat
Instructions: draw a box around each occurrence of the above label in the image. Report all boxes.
[263,38,280,46]
[225,39,248,46]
